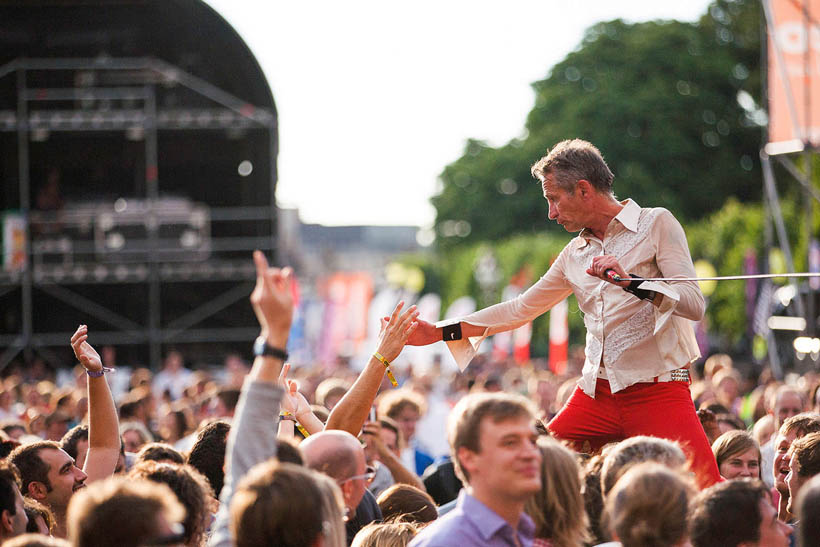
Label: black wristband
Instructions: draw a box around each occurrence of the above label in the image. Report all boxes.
[623,274,656,301]
[253,336,289,361]
[442,322,462,342]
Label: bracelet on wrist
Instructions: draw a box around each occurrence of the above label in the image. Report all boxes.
[373,352,398,387]
[279,411,310,437]
[86,366,115,378]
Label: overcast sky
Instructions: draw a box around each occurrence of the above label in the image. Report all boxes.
[204,1,714,229]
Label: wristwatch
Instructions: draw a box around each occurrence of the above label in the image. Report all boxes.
[253,336,289,361]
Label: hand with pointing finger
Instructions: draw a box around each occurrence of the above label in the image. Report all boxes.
[250,250,294,346]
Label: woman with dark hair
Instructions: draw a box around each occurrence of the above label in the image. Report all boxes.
[157,405,189,447]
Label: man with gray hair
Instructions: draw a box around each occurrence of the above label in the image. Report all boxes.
[408,139,720,488]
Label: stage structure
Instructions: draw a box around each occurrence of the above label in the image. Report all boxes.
[0,1,279,370]
[762,0,820,375]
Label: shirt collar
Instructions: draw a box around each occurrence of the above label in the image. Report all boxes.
[574,198,640,249]
[615,198,640,232]
[457,490,535,542]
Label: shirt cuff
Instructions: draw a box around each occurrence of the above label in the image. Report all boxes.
[435,320,489,371]
[638,280,680,334]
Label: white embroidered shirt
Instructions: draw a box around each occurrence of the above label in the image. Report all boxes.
[442,199,704,397]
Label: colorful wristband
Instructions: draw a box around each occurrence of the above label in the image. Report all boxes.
[373,352,398,387]
[279,410,310,438]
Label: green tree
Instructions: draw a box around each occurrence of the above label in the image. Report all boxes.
[433,0,763,250]
[686,197,804,346]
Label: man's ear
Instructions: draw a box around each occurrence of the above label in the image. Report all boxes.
[339,479,354,505]
[576,179,593,197]
[0,508,13,534]
[26,481,47,502]
[457,446,478,478]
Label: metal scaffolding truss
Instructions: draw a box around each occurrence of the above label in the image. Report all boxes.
[0,57,279,370]
[760,0,819,377]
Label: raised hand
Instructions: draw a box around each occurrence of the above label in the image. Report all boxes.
[375,301,419,362]
[71,324,103,373]
[277,363,311,417]
[250,250,294,344]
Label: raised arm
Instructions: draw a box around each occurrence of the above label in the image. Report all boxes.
[210,250,292,547]
[70,325,119,483]
[325,301,418,435]
[278,364,324,435]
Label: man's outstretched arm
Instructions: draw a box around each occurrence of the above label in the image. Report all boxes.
[70,325,120,483]
[407,319,486,346]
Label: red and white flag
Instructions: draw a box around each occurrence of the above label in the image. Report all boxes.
[549,298,569,374]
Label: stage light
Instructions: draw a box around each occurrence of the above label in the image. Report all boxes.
[775,285,797,307]
[767,316,806,331]
[238,160,253,176]
[793,336,820,354]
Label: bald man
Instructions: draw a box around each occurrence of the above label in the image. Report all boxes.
[301,430,382,543]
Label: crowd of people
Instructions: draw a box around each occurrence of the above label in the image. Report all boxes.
[3,139,820,546]
[0,250,816,546]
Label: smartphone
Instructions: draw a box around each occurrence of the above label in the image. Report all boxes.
[369,406,378,422]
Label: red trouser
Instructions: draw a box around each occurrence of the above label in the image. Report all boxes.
[547,378,721,489]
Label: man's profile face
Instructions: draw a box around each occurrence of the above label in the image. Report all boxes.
[541,174,585,233]
[39,447,87,509]
[786,453,807,515]
[756,495,791,547]
[773,430,797,493]
[459,414,541,500]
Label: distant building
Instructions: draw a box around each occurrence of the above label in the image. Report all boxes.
[278,207,422,281]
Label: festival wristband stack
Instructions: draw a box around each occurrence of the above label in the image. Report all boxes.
[373,352,399,387]
[279,410,310,438]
